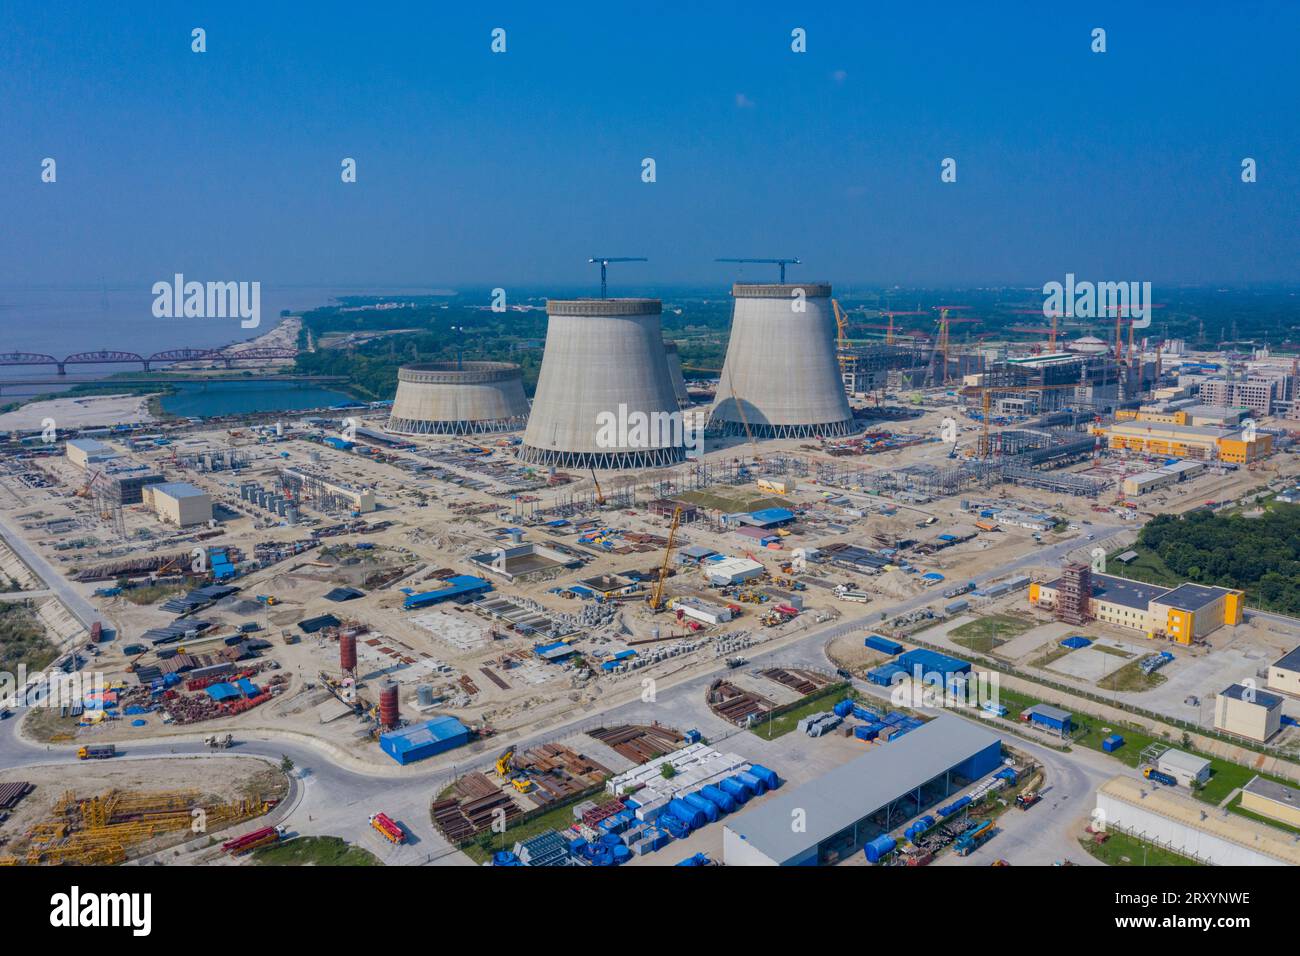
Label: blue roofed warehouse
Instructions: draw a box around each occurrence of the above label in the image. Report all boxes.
[380,716,472,764]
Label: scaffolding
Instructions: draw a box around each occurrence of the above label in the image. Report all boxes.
[1055,562,1092,626]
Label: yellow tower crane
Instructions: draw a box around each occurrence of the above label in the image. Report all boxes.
[648,507,683,612]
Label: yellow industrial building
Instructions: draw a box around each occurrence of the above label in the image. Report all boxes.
[1029,572,1243,644]
[1098,420,1271,463]
[1240,776,1300,828]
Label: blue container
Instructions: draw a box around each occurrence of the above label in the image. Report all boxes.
[720,777,750,804]
[865,635,904,655]
[662,813,692,839]
[1102,733,1125,752]
[864,834,897,863]
[682,792,719,823]
[612,845,632,865]
[599,832,624,847]
[747,764,780,789]
[854,724,879,741]
[833,699,854,718]
[698,785,737,814]
[735,771,766,796]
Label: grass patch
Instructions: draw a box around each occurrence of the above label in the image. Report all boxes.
[949,614,1036,653]
[1097,658,1167,693]
[460,791,621,865]
[1079,831,1201,866]
[253,836,380,866]
[1030,645,1076,668]
[1092,644,1133,658]
[0,601,59,673]
[1107,546,1182,589]
[749,682,850,741]
[121,583,190,606]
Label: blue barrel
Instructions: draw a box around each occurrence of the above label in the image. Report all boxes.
[833,698,854,718]
[492,850,521,866]
[612,844,632,865]
[682,791,719,823]
[666,798,705,829]
[736,771,766,796]
[747,764,780,789]
[720,777,750,804]
[864,834,896,863]
[699,784,736,814]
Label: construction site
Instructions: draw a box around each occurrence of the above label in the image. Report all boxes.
[1,273,1299,870]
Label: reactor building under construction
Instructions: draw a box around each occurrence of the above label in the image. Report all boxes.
[518,298,687,470]
[710,282,856,438]
[387,362,529,435]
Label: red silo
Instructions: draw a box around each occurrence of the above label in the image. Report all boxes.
[379,681,399,728]
[340,631,358,673]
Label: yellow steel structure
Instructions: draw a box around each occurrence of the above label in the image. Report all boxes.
[649,506,684,612]
[973,382,1083,458]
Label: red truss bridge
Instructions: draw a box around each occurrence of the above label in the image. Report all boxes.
[0,346,301,374]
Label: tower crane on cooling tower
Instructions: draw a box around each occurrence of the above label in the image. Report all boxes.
[648,506,683,612]
[715,257,801,283]
[588,257,647,299]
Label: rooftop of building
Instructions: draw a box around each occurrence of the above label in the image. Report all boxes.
[151,482,208,499]
[1099,775,1300,866]
[723,716,999,864]
[1272,646,1300,673]
[1243,775,1300,807]
[1045,571,1170,611]
[1157,582,1236,612]
[1221,683,1284,710]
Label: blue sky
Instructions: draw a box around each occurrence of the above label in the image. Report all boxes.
[1,1,1296,290]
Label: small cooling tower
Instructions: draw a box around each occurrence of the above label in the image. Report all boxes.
[340,631,358,674]
[379,680,400,729]
[664,341,691,408]
[387,362,528,436]
[519,299,685,469]
[710,282,855,438]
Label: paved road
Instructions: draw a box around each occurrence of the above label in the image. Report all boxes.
[0,513,98,630]
[0,523,1125,865]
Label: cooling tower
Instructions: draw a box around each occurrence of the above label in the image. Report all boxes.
[710,283,856,438]
[386,362,528,436]
[664,342,691,408]
[519,299,686,470]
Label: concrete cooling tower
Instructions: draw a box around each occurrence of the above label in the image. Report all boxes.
[710,282,856,438]
[386,362,529,435]
[519,299,686,470]
[664,341,691,408]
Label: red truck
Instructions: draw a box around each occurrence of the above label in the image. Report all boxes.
[222,825,285,855]
[369,812,405,844]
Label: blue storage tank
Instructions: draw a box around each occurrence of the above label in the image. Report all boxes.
[864,834,896,863]
[833,698,854,718]
[720,777,751,803]
[666,798,705,829]
[682,791,719,823]
[612,844,632,865]
[492,850,522,866]
[747,764,780,789]
[736,770,767,796]
[699,785,737,814]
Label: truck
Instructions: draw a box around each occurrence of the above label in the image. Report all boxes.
[77,745,117,760]
[204,734,233,749]
[1142,767,1178,787]
[1015,790,1041,810]
[369,812,406,844]
[221,825,285,855]
[953,820,995,856]
[942,581,976,599]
